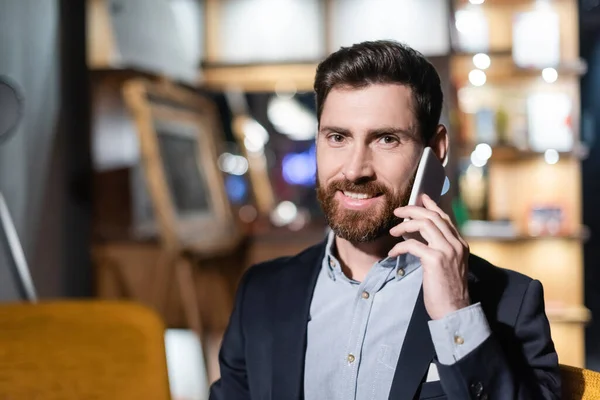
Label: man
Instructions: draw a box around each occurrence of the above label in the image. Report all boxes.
[210,40,560,400]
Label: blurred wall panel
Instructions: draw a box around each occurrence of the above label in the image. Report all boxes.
[0,0,93,298]
[87,0,202,83]
[170,0,205,69]
[217,0,325,64]
[0,0,63,297]
[330,0,451,56]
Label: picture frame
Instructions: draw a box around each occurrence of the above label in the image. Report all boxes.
[122,78,240,255]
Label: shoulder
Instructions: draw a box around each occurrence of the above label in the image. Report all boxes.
[232,241,325,324]
[468,253,534,289]
[468,253,541,324]
[241,240,326,290]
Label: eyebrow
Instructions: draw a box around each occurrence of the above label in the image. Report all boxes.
[319,125,417,138]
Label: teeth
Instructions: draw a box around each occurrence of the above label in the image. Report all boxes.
[343,191,373,200]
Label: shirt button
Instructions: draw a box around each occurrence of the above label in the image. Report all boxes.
[470,381,484,396]
[397,268,405,277]
[454,335,465,345]
[361,291,370,299]
[328,257,335,268]
[347,354,355,363]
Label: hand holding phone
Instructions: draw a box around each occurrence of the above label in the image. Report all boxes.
[389,148,471,321]
[402,147,446,243]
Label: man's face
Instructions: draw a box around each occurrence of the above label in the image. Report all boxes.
[316,84,424,243]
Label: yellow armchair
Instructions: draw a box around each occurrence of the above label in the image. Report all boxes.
[0,300,171,400]
[561,363,600,400]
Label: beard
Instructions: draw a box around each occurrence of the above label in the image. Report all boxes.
[316,175,414,243]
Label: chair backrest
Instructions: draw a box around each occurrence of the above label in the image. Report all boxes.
[561,363,600,400]
[0,300,171,400]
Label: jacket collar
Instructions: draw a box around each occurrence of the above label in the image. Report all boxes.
[271,240,326,399]
[269,239,481,400]
[388,287,434,399]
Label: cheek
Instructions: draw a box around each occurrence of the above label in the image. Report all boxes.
[316,147,341,181]
[376,156,419,193]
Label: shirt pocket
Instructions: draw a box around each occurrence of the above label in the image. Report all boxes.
[369,345,400,400]
[377,344,400,369]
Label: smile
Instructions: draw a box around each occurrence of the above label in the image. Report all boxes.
[342,191,377,200]
[336,190,383,211]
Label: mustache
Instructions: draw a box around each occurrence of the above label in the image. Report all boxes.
[325,179,391,196]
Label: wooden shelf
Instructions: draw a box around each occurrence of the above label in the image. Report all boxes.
[89,66,162,75]
[462,220,589,243]
[454,0,576,6]
[465,230,589,243]
[453,52,586,74]
[489,146,578,162]
[547,306,591,324]
[88,67,205,95]
[451,49,511,57]
[199,62,318,92]
[451,54,587,83]
[455,144,588,162]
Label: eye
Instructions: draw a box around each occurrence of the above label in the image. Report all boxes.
[379,135,399,145]
[328,133,345,143]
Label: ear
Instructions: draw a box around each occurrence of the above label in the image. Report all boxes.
[429,124,449,165]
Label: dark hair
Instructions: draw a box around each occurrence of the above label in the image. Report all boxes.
[314,40,443,143]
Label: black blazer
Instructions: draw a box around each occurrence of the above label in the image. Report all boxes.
[210,241,561,400]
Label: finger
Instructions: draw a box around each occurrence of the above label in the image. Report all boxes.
[388,239,444,266]
[421,194,451,223]
[421,194,459,236]
[394,205,438,220]
[388,238,430,258]
[390,218,451,251]
[421,194,469,249]
[395,205,460,248]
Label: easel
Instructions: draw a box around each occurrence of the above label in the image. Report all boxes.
[149,235,244,383]
[122,77,244,384]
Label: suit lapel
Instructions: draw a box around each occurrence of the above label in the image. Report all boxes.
[388,287,434,400]
[271,241,325,400]
[389,271,480,400]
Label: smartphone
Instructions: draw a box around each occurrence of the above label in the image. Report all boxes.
[402,147,446,243]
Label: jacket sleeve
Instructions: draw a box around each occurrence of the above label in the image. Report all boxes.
[428,302,491,364]
[434,279,561,400]
[209,269,253,400]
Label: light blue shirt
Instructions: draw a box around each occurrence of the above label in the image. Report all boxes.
[304,232,491,400]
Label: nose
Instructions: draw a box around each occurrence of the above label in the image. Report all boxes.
[342,143,375,183]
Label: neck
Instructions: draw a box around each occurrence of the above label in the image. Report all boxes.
[334,234,400,282]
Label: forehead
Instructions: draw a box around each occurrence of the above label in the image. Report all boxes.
[319,84,417,130]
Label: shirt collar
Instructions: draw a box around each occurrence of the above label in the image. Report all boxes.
[322,230,421,282]
[323,230,343,281]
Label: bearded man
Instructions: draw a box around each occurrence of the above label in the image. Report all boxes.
[209,40,560,400]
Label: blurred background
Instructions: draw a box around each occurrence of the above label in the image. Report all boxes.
[1,0,600,398]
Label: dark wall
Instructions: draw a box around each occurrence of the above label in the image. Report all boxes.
[580,0,600,371]
[60,0,93,297]
[0,0,91,298]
